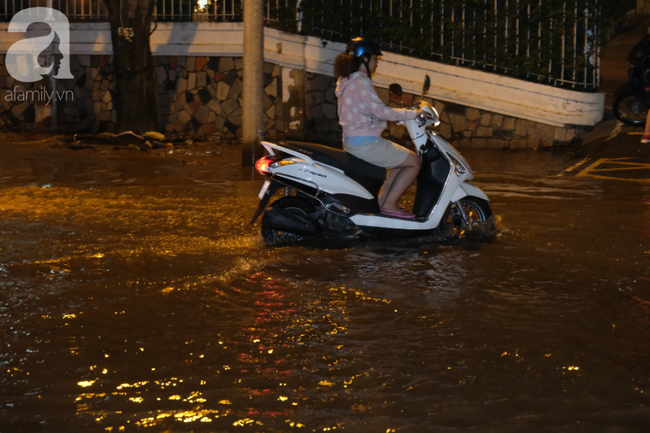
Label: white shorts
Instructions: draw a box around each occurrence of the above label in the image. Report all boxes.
[343,136,410,169]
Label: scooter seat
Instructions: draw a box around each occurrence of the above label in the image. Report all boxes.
[279,141,386,181]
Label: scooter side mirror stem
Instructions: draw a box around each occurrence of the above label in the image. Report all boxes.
[421,75,431,100]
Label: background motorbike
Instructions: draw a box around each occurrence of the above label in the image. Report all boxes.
[613,31,650,126]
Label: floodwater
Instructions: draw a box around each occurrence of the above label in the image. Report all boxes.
[1,141,650,432]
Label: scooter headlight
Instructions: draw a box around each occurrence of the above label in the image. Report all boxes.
[448,154,468,176]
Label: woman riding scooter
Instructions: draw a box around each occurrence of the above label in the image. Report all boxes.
[334,37,430,219]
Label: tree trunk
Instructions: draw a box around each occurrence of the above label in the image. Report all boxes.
[103,0,159,133]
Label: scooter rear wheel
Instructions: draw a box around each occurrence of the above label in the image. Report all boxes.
[613,92,648,126]
[261,196,317,245]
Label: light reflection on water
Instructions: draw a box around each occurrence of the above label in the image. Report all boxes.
[2,148,650,432]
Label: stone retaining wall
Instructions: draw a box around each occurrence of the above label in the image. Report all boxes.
[0,54,283,141]
[155,56,282,140]
[431,101,585,148]
[0,54,117,133]
[0,53,586,148]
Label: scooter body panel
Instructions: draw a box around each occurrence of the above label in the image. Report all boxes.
[269,160,375,200]
[452,182,490,202]
[261,141,377,200]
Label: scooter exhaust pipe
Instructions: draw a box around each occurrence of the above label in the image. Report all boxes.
[264,208,319,236]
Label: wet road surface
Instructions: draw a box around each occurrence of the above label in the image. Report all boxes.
[1,131,650,432]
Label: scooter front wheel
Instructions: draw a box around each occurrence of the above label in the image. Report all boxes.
[613,92,648,126]
[443,197,494,237]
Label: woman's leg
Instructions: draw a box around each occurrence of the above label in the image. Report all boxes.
[378,168,400,208]
[379,152,421,213]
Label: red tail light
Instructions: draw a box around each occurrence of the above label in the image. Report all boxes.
[255,156,274,174]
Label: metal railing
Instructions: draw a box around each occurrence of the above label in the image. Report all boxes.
[0,0,292,24]
[1,0,108,20]
[299,0,601,90]
[0,0,603,90]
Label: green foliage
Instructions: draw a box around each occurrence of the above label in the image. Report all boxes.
[297,0,619,91]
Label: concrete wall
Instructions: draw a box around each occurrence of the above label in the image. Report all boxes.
[0,21,605,147]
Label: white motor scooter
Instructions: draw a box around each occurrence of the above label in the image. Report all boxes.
[251,76,493,243]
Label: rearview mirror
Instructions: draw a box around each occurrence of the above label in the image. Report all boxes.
[389,83,403,96]
[423,75,431,94]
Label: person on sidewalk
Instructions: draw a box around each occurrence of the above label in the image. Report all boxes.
[334,37,429,219]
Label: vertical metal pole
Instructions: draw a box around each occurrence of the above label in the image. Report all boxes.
[400,0,403,46]
[538,0,541,69]
[594,3,601,86]
[418,0,422,54]
[296,0,302,32]
[527,2,530,62]
[484,0,487,63]
[573,0,577,87]
[584,5,588,88]
[516,0,519,56]
[243,0,265,168]
[548,2,566,82]
[505,0,508,56]
[451,7,454,60]
[473,4,476,62]
[431,2,435,56]
[461,4,465,63]
[441,0,444,51]
[494,0,497,69]
[550,3,554,85]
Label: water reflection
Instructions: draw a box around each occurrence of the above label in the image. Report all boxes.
[3,146,650,431]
